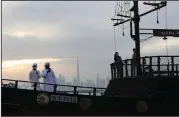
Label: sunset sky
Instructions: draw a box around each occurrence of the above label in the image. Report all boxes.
[2,1,179,82]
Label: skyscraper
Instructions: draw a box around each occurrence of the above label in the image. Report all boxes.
[96,73,100,87]
[76,56,80,86]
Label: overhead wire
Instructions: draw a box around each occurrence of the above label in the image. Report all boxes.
[164,4,169,57]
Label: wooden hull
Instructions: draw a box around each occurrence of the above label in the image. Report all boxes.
[2,87,179,116]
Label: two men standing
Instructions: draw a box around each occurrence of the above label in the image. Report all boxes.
[29,62,57,92]
[114,48,136,78]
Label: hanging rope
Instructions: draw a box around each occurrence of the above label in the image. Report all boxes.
[113,26,117,52]
[157,9,159,24]
[164,5,169,57]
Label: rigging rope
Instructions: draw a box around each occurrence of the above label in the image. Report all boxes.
[113,26,117,52]
[164,5,169,57]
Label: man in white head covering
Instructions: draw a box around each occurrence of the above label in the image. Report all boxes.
[41,62,57,92]
[29,63,41,90]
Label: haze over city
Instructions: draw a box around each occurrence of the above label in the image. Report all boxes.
[2,1,179,84]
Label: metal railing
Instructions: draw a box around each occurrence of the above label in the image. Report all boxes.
[111,56,179,79]
[1,79,106,96]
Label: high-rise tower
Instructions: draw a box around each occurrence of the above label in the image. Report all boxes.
[76,56,80,85]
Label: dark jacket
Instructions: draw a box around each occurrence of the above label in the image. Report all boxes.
[114,55,123,69]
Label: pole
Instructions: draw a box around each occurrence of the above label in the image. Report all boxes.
[133,1,141,76]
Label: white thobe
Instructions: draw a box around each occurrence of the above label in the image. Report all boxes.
[41,69,57,92]
[29,70,41,90]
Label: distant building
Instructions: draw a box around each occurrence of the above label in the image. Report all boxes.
[96,73,100,87]
[76,57,80,86]
[86,79,95,87]
[73,77,78,86]
[99,79,105,88]
[66,81,73,86]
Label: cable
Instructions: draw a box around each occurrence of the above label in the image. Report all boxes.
[113,26,117,52]
[164,5,169,57]
[140,36,154,43]
[164,4,170,65]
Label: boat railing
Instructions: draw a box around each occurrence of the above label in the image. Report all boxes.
[110,56,179,79]
[1,79,106,96]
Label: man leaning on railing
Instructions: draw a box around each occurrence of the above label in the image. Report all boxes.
[114,52,124,78]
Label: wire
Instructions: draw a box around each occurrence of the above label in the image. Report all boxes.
[113,26,117,52]
[164,4,170,65]
[140,36,154,43]
[165,4,169,57]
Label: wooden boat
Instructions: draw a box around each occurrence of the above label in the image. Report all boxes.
[2,55,179,116]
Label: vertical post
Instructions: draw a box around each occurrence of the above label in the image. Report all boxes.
[34,83,37,91]
[114,64,117,79]
[15,81,18,89]
[131,59,133,76]
[157,56,160,76]
[53,85,57,93]
[125,60,128,77]
[171,56,174,75]
[111,64,114,80]
[133,1,141,76]
[142,57,145,76]
[74,86,77,95]
[150,57,152,67]
[176,65,178,76]
[93,88,96,96]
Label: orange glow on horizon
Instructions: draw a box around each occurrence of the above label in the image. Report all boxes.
[2,58,64,69]
[2,58,76,81]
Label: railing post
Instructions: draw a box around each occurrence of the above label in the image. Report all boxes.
[34,83,37,91]
[111,64,114,80]
[114,64,117,79]
[1,80,3,86]
[167,63,170,76]
[124,60,128,77]
[157,56,160,76]
[15,81,18,89]
[176,65,178,76]
[53,85,57,93]
[131,59,133,76]
[142,57,145,76]
[150,57,152,67]
[171,56,174,76]
[93,88,96,96]
[74,86,77,95]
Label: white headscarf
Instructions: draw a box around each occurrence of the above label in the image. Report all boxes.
[32,63,37,67]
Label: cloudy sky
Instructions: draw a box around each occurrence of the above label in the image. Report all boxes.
[2,1,179,82]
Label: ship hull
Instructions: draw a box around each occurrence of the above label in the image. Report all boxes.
[2,87,179,116]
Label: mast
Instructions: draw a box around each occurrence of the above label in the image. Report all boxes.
[77,56,80,85]
[133,1,141,76]
[112,1,167,76]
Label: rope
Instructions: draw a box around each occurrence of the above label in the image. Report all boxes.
[164,4,170,65]
[113,26,117,52]
[164,5,169,57]
[140,36,154,43]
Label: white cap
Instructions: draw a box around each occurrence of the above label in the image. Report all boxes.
[32,63,37,67]
[45,62,50,66]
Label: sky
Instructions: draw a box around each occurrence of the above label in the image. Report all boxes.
[2,1,179,82]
